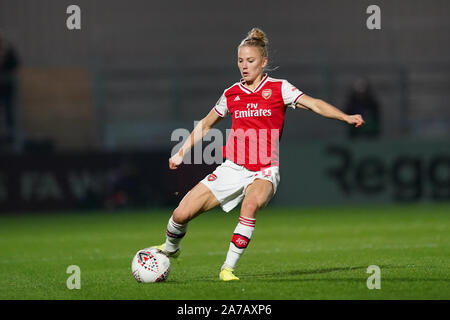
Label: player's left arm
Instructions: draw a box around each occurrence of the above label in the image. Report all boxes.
[295,94,365,127]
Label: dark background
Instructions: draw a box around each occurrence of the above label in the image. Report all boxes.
[0,0,449,212]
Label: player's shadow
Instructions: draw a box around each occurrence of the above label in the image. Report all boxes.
[178,265,379,282]
[240,265,396,281]
[169,264,439,283]
[243,265,366,277]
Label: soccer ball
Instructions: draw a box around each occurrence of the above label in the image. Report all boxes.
[131,248,170,283]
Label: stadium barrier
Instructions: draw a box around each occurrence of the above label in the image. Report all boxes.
[0,137,448,213]
[275,137,450,206]
[0,150,214,213]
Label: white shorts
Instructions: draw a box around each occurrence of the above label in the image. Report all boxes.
[200,160,280,213]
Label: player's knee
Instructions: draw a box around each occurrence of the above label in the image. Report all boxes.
[172,206,191,224]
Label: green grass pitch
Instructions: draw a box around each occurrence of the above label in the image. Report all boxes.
[0,203,449,300]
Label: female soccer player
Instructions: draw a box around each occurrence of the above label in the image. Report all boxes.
[152,28,365,281]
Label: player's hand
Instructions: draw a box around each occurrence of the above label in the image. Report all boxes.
[169,149,184,170]
[346,114,365,128]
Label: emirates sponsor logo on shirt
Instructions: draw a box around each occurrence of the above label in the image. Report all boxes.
[235,103,272,119]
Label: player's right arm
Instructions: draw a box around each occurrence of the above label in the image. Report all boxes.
[169,108,223,170]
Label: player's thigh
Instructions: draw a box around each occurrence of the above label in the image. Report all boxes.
[241,178,274,218]
[173,182,220,223]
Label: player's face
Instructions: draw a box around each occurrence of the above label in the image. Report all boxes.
[238,46,268,84]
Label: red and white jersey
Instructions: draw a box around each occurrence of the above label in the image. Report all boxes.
[214,74,304,171]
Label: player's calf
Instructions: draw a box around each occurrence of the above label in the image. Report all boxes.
[222,216,256,271]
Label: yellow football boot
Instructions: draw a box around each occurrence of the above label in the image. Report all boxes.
[219,267,240,281]
[151,243,181,259]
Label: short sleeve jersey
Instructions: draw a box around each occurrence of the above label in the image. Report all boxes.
[214,74,304,171]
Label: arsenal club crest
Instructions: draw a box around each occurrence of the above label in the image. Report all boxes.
[261,89,272,100]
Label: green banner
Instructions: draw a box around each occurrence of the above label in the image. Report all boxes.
[275,138,450,206]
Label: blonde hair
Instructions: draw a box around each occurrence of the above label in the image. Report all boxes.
[238,27,269,58]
